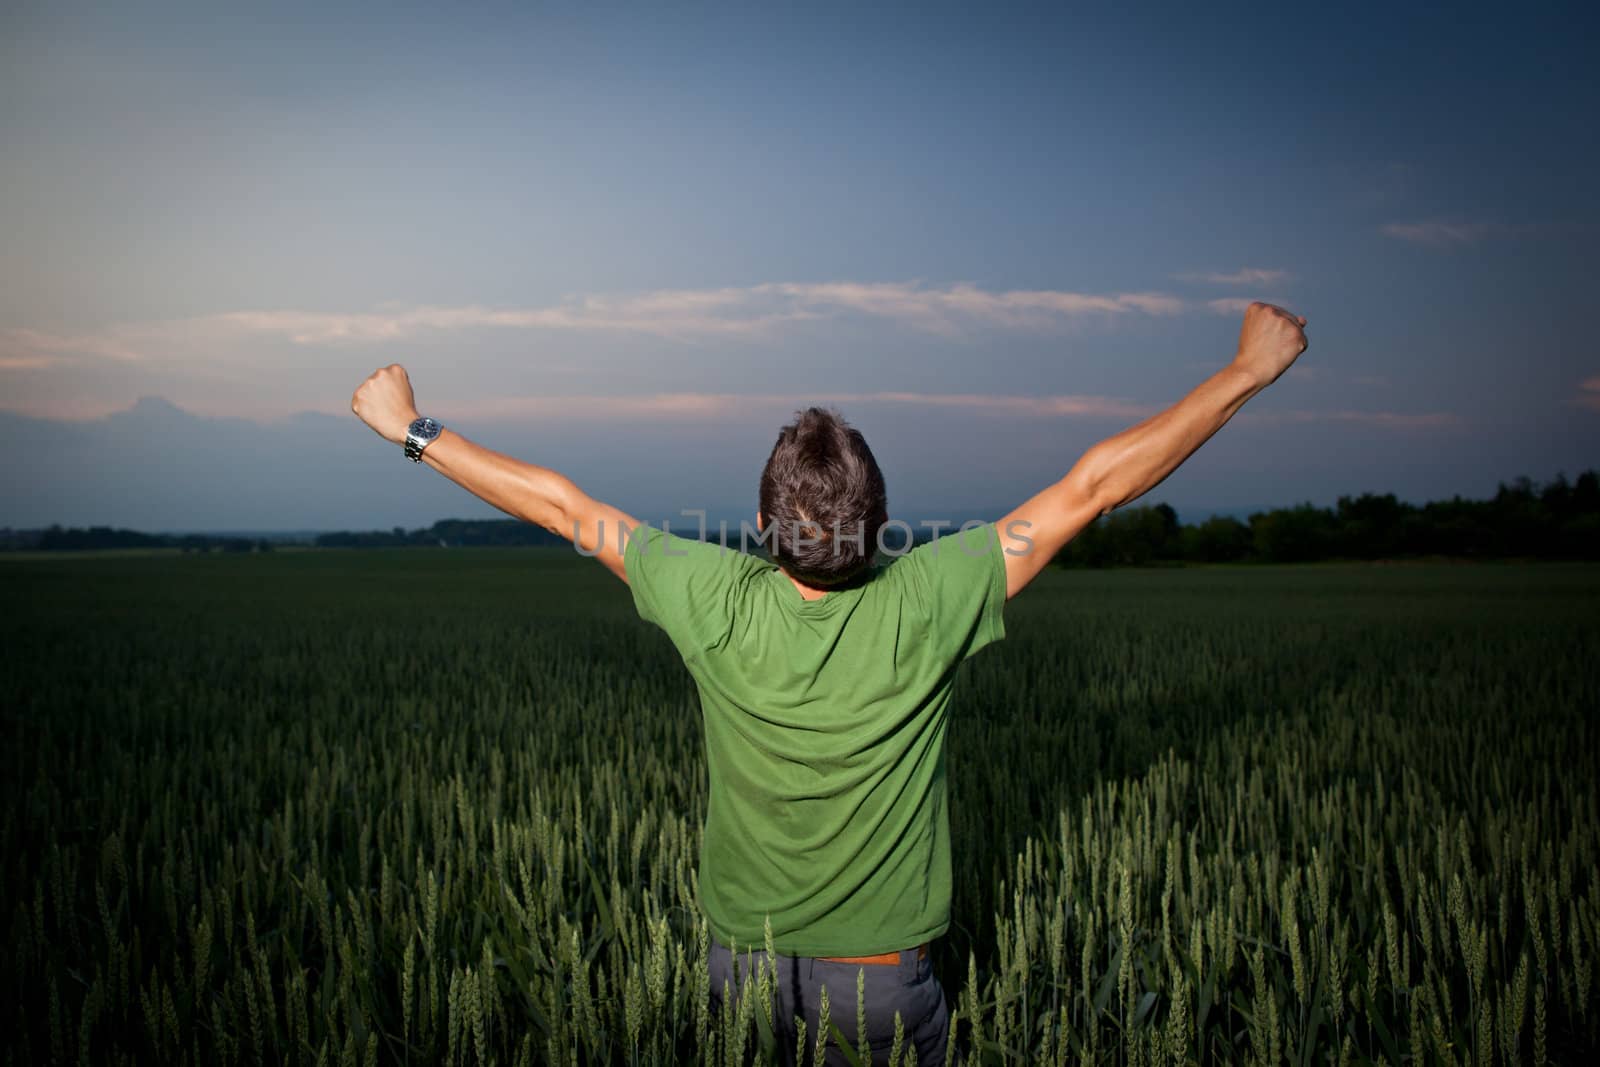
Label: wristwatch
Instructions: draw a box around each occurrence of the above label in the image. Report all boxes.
[403,416,443,462]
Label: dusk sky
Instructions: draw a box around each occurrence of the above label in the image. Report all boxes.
[3,3,1597,531]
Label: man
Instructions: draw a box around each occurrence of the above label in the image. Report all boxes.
[351,301,1308,1064]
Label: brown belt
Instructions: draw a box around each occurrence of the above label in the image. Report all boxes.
[820,943,929,966]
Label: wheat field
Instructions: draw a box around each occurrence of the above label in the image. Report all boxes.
[3,551,1595,1065]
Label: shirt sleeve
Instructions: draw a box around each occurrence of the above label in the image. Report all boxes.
[624,522,751,657]
[893,521,1009,663]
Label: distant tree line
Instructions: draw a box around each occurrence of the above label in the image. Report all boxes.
[313,518,570,548]
[9,470,1597,561]
[1055,470,1600,567]
[0,525,275,553]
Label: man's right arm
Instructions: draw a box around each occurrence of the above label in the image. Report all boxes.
[998,301,1308,599]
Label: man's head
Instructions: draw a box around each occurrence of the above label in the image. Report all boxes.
[758,407,887,587]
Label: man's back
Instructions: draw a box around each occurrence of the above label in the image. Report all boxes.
[626,520,1007,957]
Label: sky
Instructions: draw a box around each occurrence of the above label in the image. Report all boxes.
[2,2,1597,531]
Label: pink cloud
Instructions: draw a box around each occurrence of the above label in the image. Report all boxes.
[1244,409,1461,429]
[1378,220,1543,247]
[0,354,62,370]
[0,327,143,364]
[1,280,1195,362]
[1179,268,1289,285]
[208,281,1189,347]
[435,392,1456,431]
[1578,376,1600,412]
[435,391,1158,424]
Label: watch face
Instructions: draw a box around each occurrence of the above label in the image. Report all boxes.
[411,417,441,440]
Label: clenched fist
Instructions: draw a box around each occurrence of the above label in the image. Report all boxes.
[1232,302,1309,389]
[351,364,421,445]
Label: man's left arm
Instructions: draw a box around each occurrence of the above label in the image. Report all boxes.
[351,364,638,582]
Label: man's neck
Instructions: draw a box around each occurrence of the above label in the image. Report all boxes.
[781,569,830,601]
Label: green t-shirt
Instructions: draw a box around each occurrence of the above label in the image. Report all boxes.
[625,520,1008,957]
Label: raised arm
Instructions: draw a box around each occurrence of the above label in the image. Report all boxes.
[998,302,1308,598]
[350,365,639,582]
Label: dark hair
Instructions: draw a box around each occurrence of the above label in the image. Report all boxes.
[758,407,888,586]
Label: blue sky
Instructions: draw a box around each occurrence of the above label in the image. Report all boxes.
[2,2,1597,530]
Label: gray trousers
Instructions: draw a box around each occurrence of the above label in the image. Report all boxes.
[707,940,954,1066]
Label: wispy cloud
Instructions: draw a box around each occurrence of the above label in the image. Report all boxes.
[1178,268,1289,286]
[222,282,1189,344]
[0,354,63,371]
[212,291,815,344]
[0,327,144,365]
[1379,221,1492,246]
[1245,409,1461,429]
[2,281,1195,363]
[1206,297,1260,315]
[1578,376,1600,412]
[3,388,1461,433]
[854,392,1156,418]
[435,391,1457,430]
[438,390,1159,423]
[1378,220,1541,247]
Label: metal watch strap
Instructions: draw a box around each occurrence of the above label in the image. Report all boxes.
[404,416,441,462]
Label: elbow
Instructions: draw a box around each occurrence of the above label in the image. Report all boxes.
[520,473,575,536]
[1065,450,1116,517]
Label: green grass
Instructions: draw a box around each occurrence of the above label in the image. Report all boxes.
[3,551,1596,1064]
